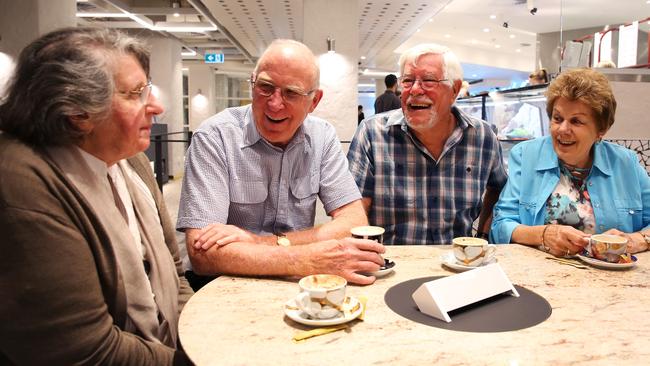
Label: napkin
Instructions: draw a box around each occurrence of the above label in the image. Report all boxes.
[292,295,367,343]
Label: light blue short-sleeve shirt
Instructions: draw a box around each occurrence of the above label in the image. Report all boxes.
[176,105,361,235]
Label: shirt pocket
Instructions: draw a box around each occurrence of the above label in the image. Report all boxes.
[229,178,268,227]
[613,198,642,231]
[289,171,319,228]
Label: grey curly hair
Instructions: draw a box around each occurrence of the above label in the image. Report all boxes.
[0,27,150,146]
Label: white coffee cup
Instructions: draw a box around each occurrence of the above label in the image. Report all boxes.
[351,226,385,243]
[587,234,628,263]
[295,274,347,319]
[452,237,497,267]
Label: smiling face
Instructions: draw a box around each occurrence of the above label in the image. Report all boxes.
[400,53,459,132]
[78,54,163,165]
[550,97,605,168]
[251,43,322,148]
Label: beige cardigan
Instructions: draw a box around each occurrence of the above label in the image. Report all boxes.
[0,134,193,365]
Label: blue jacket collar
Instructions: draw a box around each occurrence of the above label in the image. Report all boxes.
[535,136,612,176]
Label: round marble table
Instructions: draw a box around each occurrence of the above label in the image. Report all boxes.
[179,245,650,365]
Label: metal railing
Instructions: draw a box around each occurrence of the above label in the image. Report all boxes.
[149,130,191,192]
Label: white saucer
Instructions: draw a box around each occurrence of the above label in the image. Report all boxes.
[440,252,497,272]
[576,254,637,270]
[284,296,364,327]
[362,258,396,278]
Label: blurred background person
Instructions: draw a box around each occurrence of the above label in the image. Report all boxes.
[374,73,401,114]
[595,60,617,68]
[528,68,549,85]
[358,104,365,124]
[0,27,193,365]
[491,68,650,257]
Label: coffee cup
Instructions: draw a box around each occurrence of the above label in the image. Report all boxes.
[295,274,347,319]
[452,237,496,267]
[587,234,628,263]
[351,226,385,243]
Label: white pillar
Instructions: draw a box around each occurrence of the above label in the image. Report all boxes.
[302,0,359,142]
[148,35,184,178]
[0,0,76,58]
[187,64,216,131]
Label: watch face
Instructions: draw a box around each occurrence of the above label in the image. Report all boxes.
[277,237,291,247]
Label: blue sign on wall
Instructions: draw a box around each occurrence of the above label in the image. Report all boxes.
[204,53,224,64]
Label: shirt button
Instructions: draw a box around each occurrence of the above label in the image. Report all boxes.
[588,182,593,186]
[629,210,635,214]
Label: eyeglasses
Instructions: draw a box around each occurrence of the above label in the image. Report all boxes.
[117,80,153,104]
[400,76,449,90]
[251,78,315,103]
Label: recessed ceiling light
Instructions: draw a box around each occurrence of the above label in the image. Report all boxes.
[472,74,477,78]
[417,28,421,32]
[483,28,490,33]
[471,39,478,44]
[361,56,366,60]
[444,34,451,38]
[509,34,516,39]
[428,18,433,22]
[490,15,496,19]
[495,44,501,48]
[516,49,521,53]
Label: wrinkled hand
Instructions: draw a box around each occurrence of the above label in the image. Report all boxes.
[601,228,648,254]
[544,224,589,257]
[303,237,385,285]
[194,223,259,250]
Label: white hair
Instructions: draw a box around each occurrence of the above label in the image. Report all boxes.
[398,43,463,87]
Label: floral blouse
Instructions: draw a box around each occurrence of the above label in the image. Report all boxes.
[544,165,596,234]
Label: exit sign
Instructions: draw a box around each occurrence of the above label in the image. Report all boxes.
[204,53,224,64]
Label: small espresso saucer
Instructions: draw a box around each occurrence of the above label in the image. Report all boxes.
[362,258,396,278]
[440,252,497,272]
[284,296,364,327]
[576,254,638,270]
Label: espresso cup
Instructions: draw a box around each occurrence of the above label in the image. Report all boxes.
[351,226,385,243]
[587,234,628,263]
[295,274,347,319]
[452,237,497,267]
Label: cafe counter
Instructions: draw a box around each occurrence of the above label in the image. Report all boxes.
[178,245,650,365]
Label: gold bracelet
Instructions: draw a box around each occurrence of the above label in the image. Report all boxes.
[541,225,551,252]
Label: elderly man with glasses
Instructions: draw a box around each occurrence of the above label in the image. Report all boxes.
[347,43,507,245]
[177,39,384,289]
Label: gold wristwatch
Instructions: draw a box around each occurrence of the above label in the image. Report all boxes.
[276,233,291,247]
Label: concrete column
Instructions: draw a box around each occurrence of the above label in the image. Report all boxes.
[0,0,76,58]
[187,64,216,131]
[302,0,359,142]
[214,74,229,114]
[148,35,184,178]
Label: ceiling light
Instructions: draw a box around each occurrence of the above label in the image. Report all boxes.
[360,56,366,60]
[490,15,496,19]
[444,34,451,38]
[471,39,478,44]
[483,28,490,33]
[417,28,421,32]
[472,74,477,78]
[495,45,501,48]
[76,12,130,17]
[172,1,180,17]
[327,36,335,53]
[181,49,197,56]
[428,18,433,23]
[516,49,521,53]
[509,34,516,39]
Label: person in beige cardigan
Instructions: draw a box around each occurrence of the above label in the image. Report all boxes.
[0,27,193,365]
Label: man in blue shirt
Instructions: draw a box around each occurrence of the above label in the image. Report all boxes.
[178,40,384,287]
[348,43,507,244]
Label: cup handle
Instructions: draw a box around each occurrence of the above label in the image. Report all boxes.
[295,291,317,316]
[485,244,497,261]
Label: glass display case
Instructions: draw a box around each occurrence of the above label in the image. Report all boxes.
[456,84,549,168]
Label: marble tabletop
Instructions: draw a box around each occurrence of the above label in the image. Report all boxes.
[178,245,650,365]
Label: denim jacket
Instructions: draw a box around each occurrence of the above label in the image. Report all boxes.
[490,137,650,244]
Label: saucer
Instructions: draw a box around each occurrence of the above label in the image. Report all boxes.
[284,296,364,327]
[440,252,497,272]
[576,254,637,270]
[363,258,396,278]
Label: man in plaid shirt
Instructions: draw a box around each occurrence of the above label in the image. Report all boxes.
[348,43,507,245]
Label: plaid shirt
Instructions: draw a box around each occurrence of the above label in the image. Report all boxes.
[348,107,507,245]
